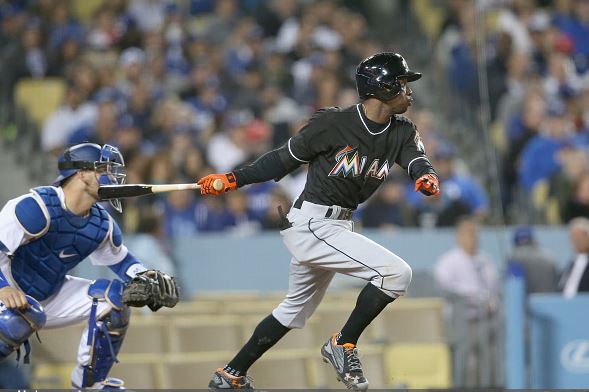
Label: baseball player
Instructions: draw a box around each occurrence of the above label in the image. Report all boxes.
[0,143,178,390]
[198,52,440,390]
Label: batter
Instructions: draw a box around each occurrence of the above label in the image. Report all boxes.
[199,52,440,391]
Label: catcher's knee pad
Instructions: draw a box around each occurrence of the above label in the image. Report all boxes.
[83,279,130,388]
[378,260,412,297]
[0,295,46,363]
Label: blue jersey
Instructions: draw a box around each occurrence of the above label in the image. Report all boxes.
[0,186,145,300]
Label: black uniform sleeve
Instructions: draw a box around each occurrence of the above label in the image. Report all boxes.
[287,108,336,162]
[233,144,304,187]
[233,108,337,187]
[395,121,437,181]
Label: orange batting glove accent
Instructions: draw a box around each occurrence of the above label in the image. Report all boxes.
[197,172,237,196]
[415,173,440,196]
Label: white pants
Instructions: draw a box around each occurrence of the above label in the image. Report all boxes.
[41,275,112,386]
[272,201,412,329]
[0,262,112,387]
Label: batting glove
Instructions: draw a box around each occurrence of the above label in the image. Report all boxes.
[197,172,237,196]
[414,173,440,196]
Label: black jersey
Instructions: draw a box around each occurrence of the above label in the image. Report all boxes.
[287,104,435,209]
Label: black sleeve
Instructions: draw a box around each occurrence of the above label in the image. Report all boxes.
[233,144,303,187]
[395,121,437,181]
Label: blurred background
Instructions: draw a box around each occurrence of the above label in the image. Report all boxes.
[1,0,589,389]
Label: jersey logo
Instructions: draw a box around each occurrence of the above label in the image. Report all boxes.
[329,145,390,180]
[59,250,77,259]
[365,159,390,180]
[329,146,366,178]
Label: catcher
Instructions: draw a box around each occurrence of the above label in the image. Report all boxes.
[0,143,178,390]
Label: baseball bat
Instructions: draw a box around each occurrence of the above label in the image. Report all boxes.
[98,179,224,200]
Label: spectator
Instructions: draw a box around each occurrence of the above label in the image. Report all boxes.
[435,216,500,315]
[434,216,500,387]
[41,84,97,155]
[117,47,147,97]
[518,105,579,192]
[550,149,589,223]
[162,187,199,238]
[224,191,261,235]
[507,226,559,293]
[407,143,489,226]
[500,91,545,208]
[86,7,122,50]
[561,217,589,297]
[1,19,47,108]
[260,189,292,230]
[206,111,250,172]
[124,208,176,276]
[194,198,234,232]
[552,0,589,74]
[361,175,416,229]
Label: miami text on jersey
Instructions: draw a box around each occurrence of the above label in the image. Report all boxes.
[328,145,389,180]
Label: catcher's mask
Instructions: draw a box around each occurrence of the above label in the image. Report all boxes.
[355,52,422,101]
[54,143,126,212]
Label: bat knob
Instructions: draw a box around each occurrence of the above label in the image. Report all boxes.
[212,178,224,192]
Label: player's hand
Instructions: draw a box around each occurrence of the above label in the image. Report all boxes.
[0,286,30,309]
[197,172,237,196]
[414,174,440,196]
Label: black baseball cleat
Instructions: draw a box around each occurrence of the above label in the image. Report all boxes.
[208,368,254,390]
[321,334,369,391]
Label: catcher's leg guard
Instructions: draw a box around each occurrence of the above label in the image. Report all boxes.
[0,295,46,363]
[81,279,129,389]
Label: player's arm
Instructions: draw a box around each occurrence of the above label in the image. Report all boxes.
[88,216,147,282]
[196,145,303,195]
[0,194,45,307]
[198,108,334,195]
[395,123,440,196]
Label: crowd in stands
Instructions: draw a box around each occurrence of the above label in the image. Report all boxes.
[436,0,589,224]
[2,0,589,238]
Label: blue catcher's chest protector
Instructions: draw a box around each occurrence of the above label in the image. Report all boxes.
[11,187,110,300]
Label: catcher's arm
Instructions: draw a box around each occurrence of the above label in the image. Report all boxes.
[122,270,179,311]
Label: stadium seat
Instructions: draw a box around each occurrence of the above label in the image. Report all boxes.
[109,354,164,389]
[167,315,243,353]
[371,298,447,343]
[546,196,562,224]
[32,324,85,363]
[32,362,76,389]
[410,0,445,39]
[71,0,104,24]
[157,300,220,316]
[120,315,169,354]
[249,348,315,388]
[221,299,278,315]
[162,352,234,389]
[14,78,66,127]
[383,342,452,388]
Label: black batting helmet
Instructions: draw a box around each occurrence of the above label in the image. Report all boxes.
[355,52,422,101]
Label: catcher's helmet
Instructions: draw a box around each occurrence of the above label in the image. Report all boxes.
[355,52,422,101]
[54,143,126,212]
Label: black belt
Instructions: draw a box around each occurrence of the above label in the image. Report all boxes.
[293,198,353,220]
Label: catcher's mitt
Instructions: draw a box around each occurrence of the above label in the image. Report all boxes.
[122,270,179,311]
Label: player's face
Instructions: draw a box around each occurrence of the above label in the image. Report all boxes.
[386,78,413,114]
[79,169,102,201]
